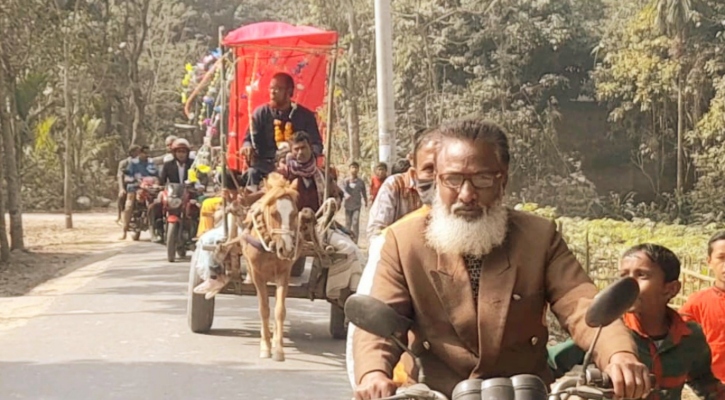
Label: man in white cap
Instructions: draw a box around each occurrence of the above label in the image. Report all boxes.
[152,135,178,167]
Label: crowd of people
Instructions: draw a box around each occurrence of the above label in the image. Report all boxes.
[114,71,725,400]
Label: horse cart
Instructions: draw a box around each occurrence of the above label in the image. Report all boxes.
[184,22,353,341]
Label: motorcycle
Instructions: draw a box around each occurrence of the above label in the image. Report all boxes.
[161,181,202,262]
[127,176,161,241]
[345,277,654,400]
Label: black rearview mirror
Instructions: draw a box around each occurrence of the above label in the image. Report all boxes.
[344,294,412,338]
[585,276,640,328]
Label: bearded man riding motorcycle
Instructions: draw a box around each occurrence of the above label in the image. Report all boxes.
[351,118,651,400]
[148,138,195,242]
[120,145,157,240]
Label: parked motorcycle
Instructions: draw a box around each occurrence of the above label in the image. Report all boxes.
[161,181,202,262]
[344,277,652,400]
[128,176,160,241]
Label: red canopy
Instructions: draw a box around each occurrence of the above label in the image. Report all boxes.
[223,21,338,47]
[223,22,338,172]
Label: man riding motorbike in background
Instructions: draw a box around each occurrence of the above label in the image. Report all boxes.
[121,145,157,240]
[159,138,194,185]
[117,144,142,224]
[147,138,196,243]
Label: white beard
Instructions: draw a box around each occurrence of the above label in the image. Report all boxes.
[425,194,509,257]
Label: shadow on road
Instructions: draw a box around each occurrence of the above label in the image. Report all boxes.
[0,360,352,400]
[73,243,347,362]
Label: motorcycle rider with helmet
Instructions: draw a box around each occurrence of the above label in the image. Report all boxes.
[120,145,158,240]
[159,138,194,185]
[149,138,196,242]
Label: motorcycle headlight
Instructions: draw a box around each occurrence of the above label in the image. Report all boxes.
[168,197,183,209]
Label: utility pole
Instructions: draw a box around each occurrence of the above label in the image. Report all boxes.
[374,0,395,170]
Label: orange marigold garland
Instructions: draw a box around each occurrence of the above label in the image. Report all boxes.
[274,119,284,143]
[273,102,298,148]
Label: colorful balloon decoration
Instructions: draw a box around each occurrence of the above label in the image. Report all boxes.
[180,48,232,139]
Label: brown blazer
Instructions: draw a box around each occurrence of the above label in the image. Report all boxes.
[352,209,636,397]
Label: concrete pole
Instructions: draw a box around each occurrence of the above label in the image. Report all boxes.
[374,0,396,170]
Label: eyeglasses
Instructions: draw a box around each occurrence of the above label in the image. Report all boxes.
[438,172,502,190]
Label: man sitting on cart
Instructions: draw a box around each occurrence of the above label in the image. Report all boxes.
[233,72,324,193]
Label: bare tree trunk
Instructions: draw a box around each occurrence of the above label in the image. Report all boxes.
[676,74,684,193]
[345,0,361,161]
[63,34,73,229]
[2,98,24,250]
[130,86,146,145]
[128,0,151,146]
[0,94,11,263]
[0,66,24,249]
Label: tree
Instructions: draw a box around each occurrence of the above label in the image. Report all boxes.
[594,5,680,196]
[655,0,695,193]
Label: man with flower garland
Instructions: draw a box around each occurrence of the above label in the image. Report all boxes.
[236,72,324,192]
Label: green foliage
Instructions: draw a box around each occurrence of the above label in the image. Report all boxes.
[517,201,717,292]
[34,116,58,155]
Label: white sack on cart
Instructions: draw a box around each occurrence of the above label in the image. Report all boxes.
[324,229,363,301]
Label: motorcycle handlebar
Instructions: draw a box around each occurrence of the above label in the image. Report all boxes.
[551,369,656,400]
[363,369,657,400]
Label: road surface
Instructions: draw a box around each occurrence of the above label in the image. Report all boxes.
[0,241,353,400]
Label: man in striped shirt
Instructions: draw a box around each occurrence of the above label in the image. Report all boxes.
[365,129,438,243]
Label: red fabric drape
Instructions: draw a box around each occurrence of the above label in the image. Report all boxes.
[223,22,337,172]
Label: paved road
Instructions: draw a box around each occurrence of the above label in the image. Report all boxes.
[0,242,352,400]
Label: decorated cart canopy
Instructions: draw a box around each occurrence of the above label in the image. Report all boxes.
[222,22,339,172]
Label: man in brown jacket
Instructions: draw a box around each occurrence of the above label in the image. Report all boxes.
[352,118,651,400]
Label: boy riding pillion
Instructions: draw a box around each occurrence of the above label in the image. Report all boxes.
[548,243,725,400]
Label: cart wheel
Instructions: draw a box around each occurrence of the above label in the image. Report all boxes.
[329,303,347,340]
[187,262,215,333]
[290,257,306,277]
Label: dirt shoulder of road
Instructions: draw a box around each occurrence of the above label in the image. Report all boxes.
[0,210,130,297]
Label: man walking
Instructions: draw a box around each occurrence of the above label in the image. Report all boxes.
[341,161,367,243]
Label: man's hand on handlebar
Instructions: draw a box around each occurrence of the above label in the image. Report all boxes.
[605,352,652,399]
[355,371,397,400]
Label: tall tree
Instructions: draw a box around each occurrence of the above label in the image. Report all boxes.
[0,99,10,263]
[655,0,694,192]
[0,0,30,247]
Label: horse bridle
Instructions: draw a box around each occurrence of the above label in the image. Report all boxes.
[249,195,302,260]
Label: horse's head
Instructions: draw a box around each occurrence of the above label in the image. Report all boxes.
[255,173,300,260]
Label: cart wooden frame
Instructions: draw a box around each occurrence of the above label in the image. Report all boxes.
[186,23,348,339]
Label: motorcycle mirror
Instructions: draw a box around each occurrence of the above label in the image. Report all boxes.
[344,294,412,339]
[585,277,640,328]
